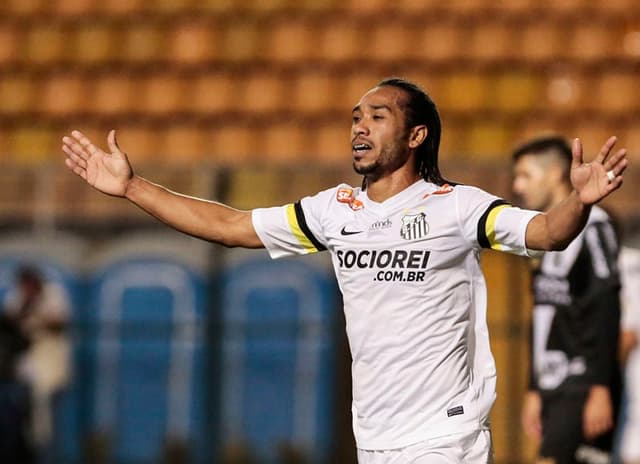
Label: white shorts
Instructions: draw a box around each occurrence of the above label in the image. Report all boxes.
[357,429,494,464]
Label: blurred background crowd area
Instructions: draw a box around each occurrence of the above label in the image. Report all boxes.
[0,0,638,463]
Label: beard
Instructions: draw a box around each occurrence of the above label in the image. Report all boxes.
[352,143,409,182]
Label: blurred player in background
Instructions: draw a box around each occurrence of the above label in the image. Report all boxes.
[513,136,623,464]
[62,78,627,463]
[2,265,71,463]
[618,218,640,464]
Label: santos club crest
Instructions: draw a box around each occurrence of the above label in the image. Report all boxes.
[400,212,429,240]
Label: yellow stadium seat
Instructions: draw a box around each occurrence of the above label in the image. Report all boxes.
[167,20,219,65]
[0,75,37,115]
[24,23,68,64]
[8,126,58,164]
[544,71,592,113]
[464,121,512,158]
[72,22,116,64]
[441,72,489,113]
[122,22,165,63]
[492,72,541,114]
[39,73,86,116]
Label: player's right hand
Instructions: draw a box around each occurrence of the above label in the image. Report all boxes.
[62,130,133,197]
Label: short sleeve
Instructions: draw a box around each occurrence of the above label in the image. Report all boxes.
[252,187,333,259]
[456,186,542,257]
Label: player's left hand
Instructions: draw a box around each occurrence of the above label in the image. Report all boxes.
[582,385,614,439]
[570,136,627,205]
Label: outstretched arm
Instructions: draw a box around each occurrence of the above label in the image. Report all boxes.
[62,130,263,248]
[525,136,627,251]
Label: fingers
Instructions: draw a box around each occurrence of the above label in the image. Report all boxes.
[594,135,618,164]
[107,129,121,155]
[62,131,94,162]
[571,138,583,168]
[72,130,100,156]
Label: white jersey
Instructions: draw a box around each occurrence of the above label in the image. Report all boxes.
[252,180,540,450]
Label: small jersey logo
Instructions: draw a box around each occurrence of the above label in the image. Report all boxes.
[400,212,429,240]
[340,226,363,236]
[447,405,464,417]
[370,218,392,231]
[423,183,454,199]
[336,188,364,211]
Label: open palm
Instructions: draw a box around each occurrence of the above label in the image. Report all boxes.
[62,130,132,197]
[570,136,627,205]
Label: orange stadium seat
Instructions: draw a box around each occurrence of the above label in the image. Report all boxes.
[184,72,238,114]
[140,74,188,116]
[567,22,615,63]
[96,0,144,15]
[219,18,262,63]
[122,22,165,63]
[622,122,640,163]
[314,122,349,163]
[318,20,362,63]
[39,73,86,116]
[51,0,97,17]
[517,20,563,64]
[237,72,287,114]
[468,21,515,63]
[209,125,256,164]
[116,126,162,161]
[167,19,219,65]
[92,72,138,116]
[72,21,117,64]
[264,21,318,63]
[160,126,210,162]
[261,122,308,162]
[0,74,37,115]
[544,71,592,114]
[2,0,48,16]
[367,21,411,62]
[405,21,466,64]
[0,22,21,64]
[594,71,639,115]
[152,0,193,13]
[290,70,337,114]
[24,22,69,65]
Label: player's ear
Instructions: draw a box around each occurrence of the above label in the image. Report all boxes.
[409,125,427,149]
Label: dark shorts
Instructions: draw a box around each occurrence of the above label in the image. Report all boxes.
[539,392,614,464]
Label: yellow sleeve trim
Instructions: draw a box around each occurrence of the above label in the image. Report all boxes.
[486,204,511,251]
[285,204,318,253]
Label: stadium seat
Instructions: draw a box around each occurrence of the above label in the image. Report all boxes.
[261,122,307,162]
[96,0,144,16]
[595,71,638,115]
[0,22,21,64]
[517,20,562,64]
[7,126,58,164]
[264,21,317,63]
[116,126,162,160]
[122,22,165,63]
[72,21,117,64]
[167,19,219,65]
[2,0,48,16]
[405,20,465,64]
[468,21,515,63]
[160,126,209,162]
[24,22,68,65]
[39,73,86,116]
[238,72,286,114]
[209,125,256,165]
[185,72,237,114]
[219,18,262,63]
[567,22,615,63]
[318,20,361,63]
[92,72,137,117]
[0,74,37,115]
[464,121,512,159]
[545,71,591,113]
[441,71,489,113]
[140,74,188,116]
[492,72,540,114]
[51,0,96,17]
[367,21,411,62]
[290,71,336,114]
[314,122,349,164]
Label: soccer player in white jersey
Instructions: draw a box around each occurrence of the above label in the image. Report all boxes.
[62,78,628,463]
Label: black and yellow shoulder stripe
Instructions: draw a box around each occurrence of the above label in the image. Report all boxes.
[477,199,511,251]
[285,201,326,253]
